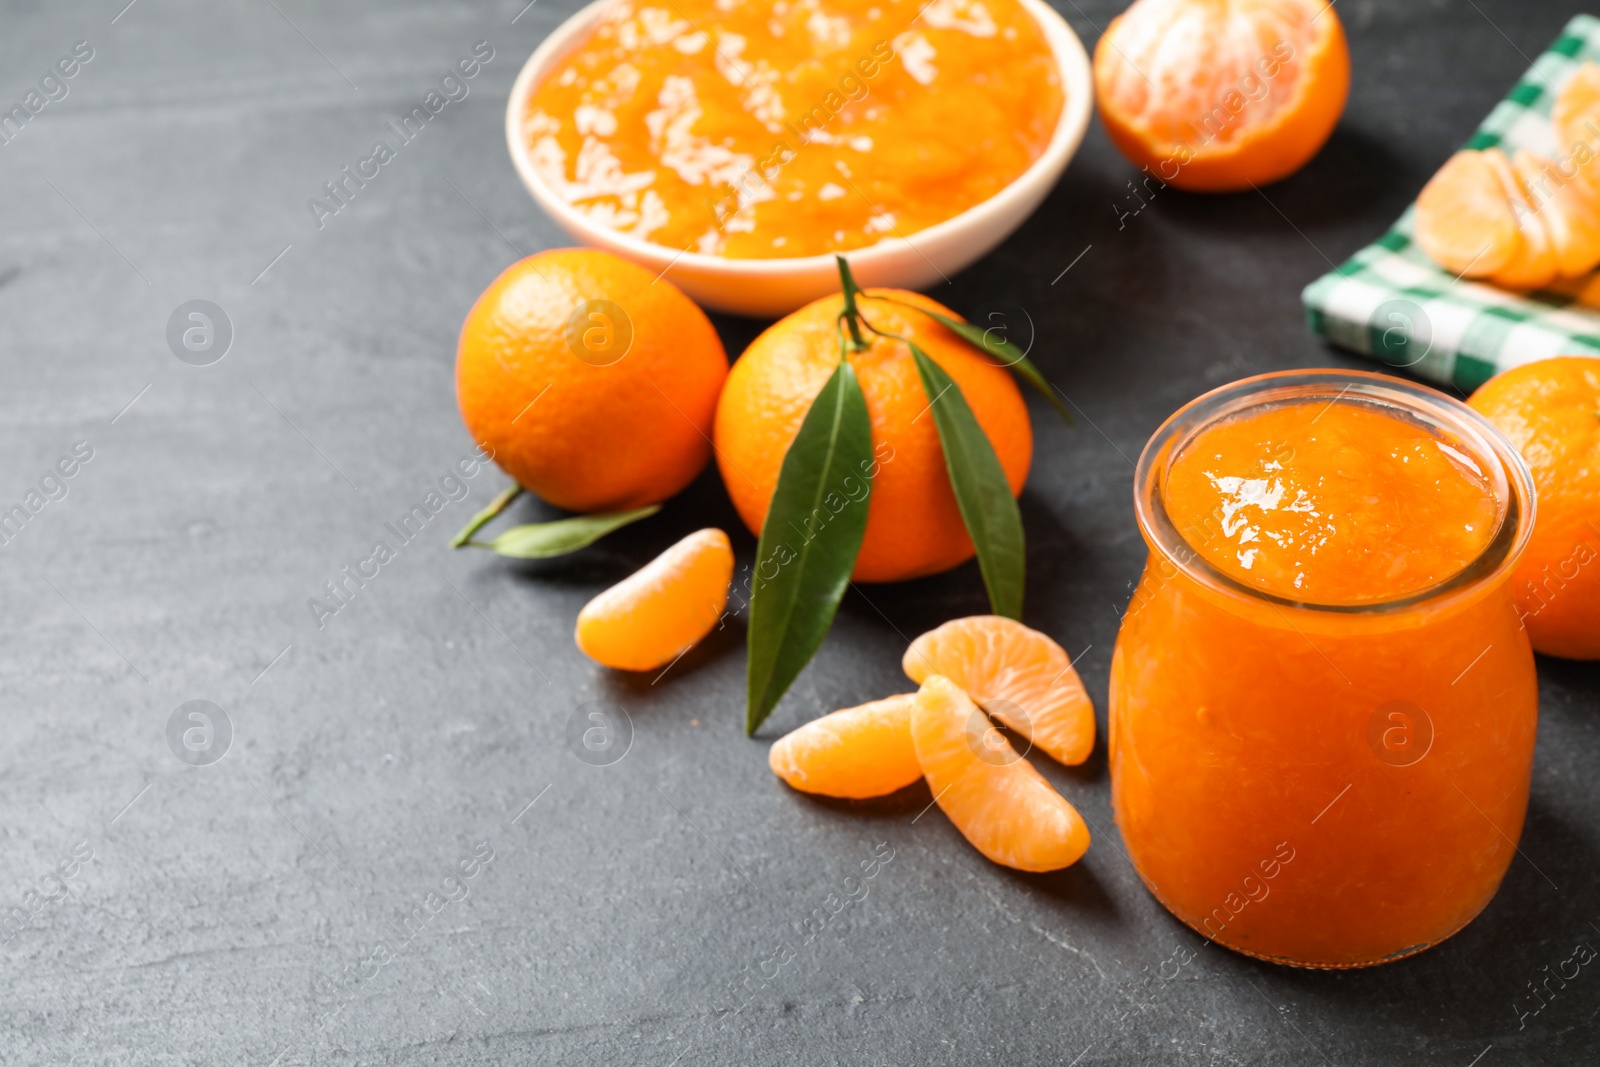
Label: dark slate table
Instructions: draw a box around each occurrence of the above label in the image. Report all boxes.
[2,0,1597,1062]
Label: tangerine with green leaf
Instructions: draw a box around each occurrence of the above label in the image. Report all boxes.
[735,259,1064,734]
[714,290,1033,583]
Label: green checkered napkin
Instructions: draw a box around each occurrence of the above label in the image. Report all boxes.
[1302,13,1600,392]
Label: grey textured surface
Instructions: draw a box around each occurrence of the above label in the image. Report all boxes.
[1,0,1598,1063]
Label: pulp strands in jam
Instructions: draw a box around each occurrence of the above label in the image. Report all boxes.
[1163,400,1501,604]
[524,0,1063,258]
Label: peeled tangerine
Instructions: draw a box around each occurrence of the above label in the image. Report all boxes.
[1414,147,1600,288]
[903,616,1095,766]
[1413,151,1520,277]
[911,675,1090,872]
[768,694,923,799]
[574,528,732,671]
[1516,150,1600,277]
[1092,0,1350,191]
[1494,149,1562,290]
[1553,61,1600,197]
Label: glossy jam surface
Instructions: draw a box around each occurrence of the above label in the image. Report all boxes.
[1163,400,1500,603]
[1111,393,1537,968]
[524,0,1063,258]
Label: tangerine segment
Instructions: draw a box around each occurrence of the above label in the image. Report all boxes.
[575,528,733,671]
[911,675,1089,871]
[903,615,1094,765]
[768,694,922,798]
[1093,0,1349,191]
[1413,150,1522,278]
[1513,150,1600,278]
[1486,149,1559,291]
[1552,62,1600,196]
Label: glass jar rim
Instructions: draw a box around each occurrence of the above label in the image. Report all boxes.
[1133,369,1538,615]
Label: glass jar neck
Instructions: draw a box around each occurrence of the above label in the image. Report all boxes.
[1133,370,1537,618]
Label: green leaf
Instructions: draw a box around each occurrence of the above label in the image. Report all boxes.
[746,359,874,735]
[469,505,660,559]
[908,341,1025,619]
[451,484,524,548]
[876,297,1073,426]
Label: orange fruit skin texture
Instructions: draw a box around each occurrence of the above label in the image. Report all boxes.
[768,693,923,798]
[1093,0,1349,192]
[575,528,734,671]
[911,675,1090,872]
[1470,357,1600,659]
[713,290,1032,583]
[903,615,1095,765]
[456,248,728,513]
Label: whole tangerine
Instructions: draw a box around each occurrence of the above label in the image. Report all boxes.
[713,289,1032,583]
[456,248,727,513]
[1470,356,1600,660]
[1093,0,1350,192]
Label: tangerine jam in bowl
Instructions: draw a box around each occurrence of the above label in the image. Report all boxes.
[505,0,1092,315]
[1109,370,1539,969]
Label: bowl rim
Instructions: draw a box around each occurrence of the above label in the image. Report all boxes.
[504,0,1094,276]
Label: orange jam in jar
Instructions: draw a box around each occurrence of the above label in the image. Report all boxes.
[522,0,1063,258]
[1110,371,1539,968]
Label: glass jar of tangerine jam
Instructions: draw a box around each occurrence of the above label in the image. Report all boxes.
[1110,370,1539,968]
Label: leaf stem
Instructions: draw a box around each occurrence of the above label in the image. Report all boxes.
[450,484,523,548]
[478,505,660,559]
[834,255,868,352]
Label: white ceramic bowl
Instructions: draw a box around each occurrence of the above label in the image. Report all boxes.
[505,0,1094,317]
